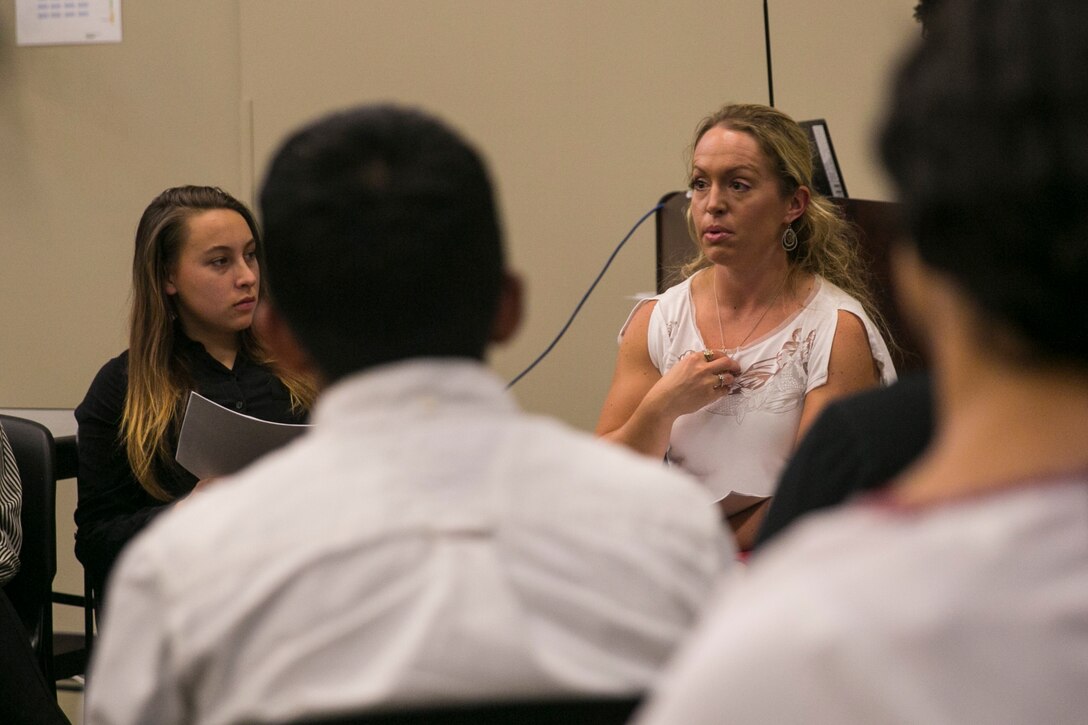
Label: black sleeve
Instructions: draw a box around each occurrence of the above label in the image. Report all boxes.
[753,374,935,551]
[73,355,171,596]
[753,403,865,549]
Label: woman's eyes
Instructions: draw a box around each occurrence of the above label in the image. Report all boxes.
[689,178,750,193]
[207,251,257,267]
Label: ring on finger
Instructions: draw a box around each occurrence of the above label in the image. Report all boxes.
[702,349,714,363]
[713,373,726,390]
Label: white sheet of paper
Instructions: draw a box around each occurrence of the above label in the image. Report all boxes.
[719,491,771,517]
[16,0,122,47]
[175,391,308,480]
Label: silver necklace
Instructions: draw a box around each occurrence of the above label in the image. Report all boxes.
[712,269,789,357]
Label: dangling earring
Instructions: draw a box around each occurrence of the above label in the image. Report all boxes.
[781,224,799,252]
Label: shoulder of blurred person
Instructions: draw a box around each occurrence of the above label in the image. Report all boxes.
[637,475,1088,725]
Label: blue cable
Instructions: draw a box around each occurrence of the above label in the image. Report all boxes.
[506,202,665,389]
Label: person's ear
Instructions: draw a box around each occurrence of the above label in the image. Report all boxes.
[891,241,947,357]
[254,300,323,384]
[490,271,523,344]
[891,242,928,330]
[785,185,810,225]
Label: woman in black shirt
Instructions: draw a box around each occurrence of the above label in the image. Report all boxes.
[75,186,316,602]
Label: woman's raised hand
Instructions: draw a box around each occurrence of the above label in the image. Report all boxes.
[644,348,741,420]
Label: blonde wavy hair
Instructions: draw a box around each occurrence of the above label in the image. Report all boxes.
[680,103,888,342]
[124,186,317,501]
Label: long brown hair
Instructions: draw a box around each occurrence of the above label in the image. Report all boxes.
[681,103,888,342]
[124,186,317,501]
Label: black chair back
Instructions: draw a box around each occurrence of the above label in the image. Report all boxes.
[264,695,643,725]
[0,414,58,685]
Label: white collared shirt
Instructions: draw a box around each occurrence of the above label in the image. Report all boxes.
[86,359,733,725]
[637,476,1088,724]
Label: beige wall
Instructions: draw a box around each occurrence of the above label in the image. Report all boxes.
[1,0,918,431]
[1,1,244,406]
[773,0,917,201]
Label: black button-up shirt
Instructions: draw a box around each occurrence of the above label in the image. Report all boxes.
[74,334,306,599]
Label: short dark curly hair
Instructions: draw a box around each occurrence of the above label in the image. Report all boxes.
[259,105,505,381]
[882,0,1088,365]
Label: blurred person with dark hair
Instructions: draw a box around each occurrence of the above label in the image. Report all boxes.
[638,1,1088,721]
